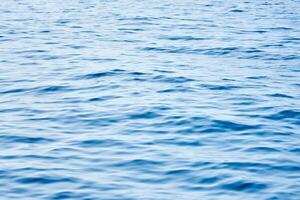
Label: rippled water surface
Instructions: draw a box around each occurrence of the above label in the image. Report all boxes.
[1,0,300,199]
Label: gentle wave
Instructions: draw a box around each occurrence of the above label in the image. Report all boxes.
[1,0,300,200]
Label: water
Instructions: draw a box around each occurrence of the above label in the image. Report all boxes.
[1,0,300,199]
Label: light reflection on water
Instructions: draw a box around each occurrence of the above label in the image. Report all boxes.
[0,1,300,199]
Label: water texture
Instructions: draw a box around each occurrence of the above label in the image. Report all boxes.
[1,0,300,199]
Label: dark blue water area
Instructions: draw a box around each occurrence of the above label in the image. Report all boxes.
[1,0,300,199]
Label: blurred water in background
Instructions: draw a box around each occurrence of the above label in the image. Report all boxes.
[0,0,300,199]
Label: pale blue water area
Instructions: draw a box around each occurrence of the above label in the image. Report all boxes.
[1,0,300,199]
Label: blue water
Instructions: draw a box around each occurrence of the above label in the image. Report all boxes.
[1,1,300,199]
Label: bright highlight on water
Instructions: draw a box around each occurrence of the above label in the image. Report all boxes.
[0,1,300,200]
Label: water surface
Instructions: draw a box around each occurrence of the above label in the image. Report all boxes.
[1,0,300,199]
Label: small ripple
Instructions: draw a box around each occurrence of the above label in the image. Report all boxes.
[49,191,91,200]
[0,155,57,161]
[267,27,293,31]
[201,84,241,91]
[268,93,294,99]
[219,161,300,174]
[265,110,300,120]
[88,95,120,102]
[16,176,79,184]
[79,58,117,62]
[128,111,162,119]
[244,147,281,153]
[289,148,300,153]
[152,75,194,83]
[78,69,125,79]
[212,120,261,132]
[160,35,208,41]
[23,55,65,60]
[14,50,48,54]
[198,177,222,185]
[79,71,117,79]
[246,76,269,80]
[110,159,164,169]
[141,46,239,56]
[0,135,54,144]
[272,164,300,172]
[165,169,192,176]
[1,88,28,95]
[229,9,244,13]
[183,175,226,187]
[64,44,87,49]
[153,138,203,147]
[73,139,123,148]
[219,180,268,192]
[158,87,194,93]
[37,86,70,93]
